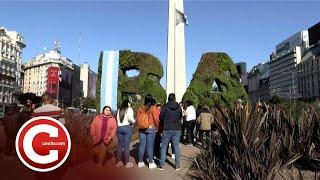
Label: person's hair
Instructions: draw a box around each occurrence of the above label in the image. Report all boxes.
[202,107,210,113]
[119,100,129,123]
[151,98,156,106]
[185,100,193,107]
[168,93,176,102]
[144,94,153,110]
[102,106,112,115]
[42,93,52,102]
[156,103,161,108]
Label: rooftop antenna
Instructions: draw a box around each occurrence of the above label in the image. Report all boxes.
[54,40,61,53]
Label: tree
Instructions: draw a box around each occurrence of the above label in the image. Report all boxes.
[96,51,103,112]
[82,97,96,109]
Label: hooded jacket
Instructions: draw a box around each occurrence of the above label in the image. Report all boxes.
[159,101,182,131]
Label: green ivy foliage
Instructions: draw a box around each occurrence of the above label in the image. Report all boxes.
[118,50,166,107]
[96,50,166,112]
[183,52,248,107]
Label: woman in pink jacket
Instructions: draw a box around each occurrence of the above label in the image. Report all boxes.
[90,106,117,167]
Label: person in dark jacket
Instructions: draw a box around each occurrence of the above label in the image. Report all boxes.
[158,93,182,170]
[2,104,21,155]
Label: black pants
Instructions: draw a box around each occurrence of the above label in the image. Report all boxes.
[199,130,210,149]
[186,120,196,145]
[154,132,161,159]
[180,120,186,143]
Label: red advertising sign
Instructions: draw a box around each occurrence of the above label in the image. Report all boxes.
[47,67,60,97]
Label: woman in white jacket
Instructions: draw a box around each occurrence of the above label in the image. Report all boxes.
[116,100,135,168]
[185,100,196,146]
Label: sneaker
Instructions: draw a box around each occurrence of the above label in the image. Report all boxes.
[157,165,165,171]
[187,144,192,147]
[149,162,157,169]
[116,161,123,167]
[125,162,133,168]
[175,165,180,170]
[171,154,175,159]
[138,162,145,168]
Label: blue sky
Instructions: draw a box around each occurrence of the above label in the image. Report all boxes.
[1,1,320,87]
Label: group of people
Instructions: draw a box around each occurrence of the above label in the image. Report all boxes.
[90,93,215,170]
[0,92,216,171]
[0,93,65,156]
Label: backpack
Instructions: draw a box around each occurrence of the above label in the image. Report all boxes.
[137,107,151,129]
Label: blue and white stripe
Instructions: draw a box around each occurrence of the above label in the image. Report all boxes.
[100,50,119,112]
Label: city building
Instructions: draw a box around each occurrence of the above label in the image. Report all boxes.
[297,45,320,100]
[269,31,309,100]
[23,43,74,106]
[297,22,320,100]
[235,62,248,92]
[247,62,270,102]
[80,62,97,98]
[72,64,83,107]
[0,27,26,105]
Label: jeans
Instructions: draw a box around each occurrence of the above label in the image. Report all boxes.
[116,125,132,163]
[138,128,156,163]
[186,120,196,145]
[154,132,161,159]
[160,130,181,166]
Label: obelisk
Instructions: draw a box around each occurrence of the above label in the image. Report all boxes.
[166,0,187,103]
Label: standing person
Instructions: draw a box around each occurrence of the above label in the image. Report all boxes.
[32,93,65,124]
[116,100,135,168]
[185,100,196,146]
[90,106,117,168]
[158,93,182,170]
[195,105,203,143]
[136,94,159,169]
[20,99,35,113]
[2,104,21,156]
[154,103,162,160]
[179,102,187,144]
[196,107,214,149]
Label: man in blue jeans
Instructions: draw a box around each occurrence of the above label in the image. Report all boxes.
[158,93,182,170]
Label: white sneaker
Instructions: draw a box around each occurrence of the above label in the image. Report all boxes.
[171,154,175,159]
[138,162,145,168]
[149,162,157,169]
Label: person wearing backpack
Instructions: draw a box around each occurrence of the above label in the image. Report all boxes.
[116,100,135,168]
[157,93,182,171]
[136,94,159,169]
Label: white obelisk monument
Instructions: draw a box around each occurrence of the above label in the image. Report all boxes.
[166,0,187,103]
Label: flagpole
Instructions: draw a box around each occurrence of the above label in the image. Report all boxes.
[57,69,60,107]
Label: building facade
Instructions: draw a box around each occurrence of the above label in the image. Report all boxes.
[297,44,320,100]
[72,64,83,107]
[80,63,97,98]
[0,27,25,105]
[269,31,309,100]
[23,47,73,106]
[236,62,248,92]
[247,62,270,102]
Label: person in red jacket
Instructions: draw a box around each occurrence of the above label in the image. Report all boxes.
[90,106,117,168]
